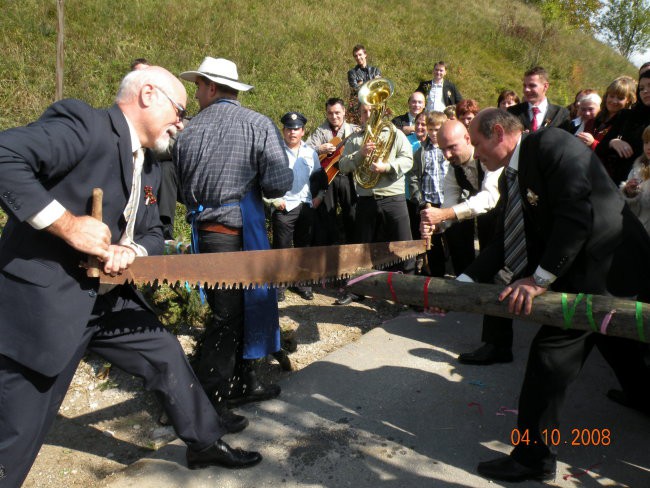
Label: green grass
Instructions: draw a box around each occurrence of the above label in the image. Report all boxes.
[0,0,637,132]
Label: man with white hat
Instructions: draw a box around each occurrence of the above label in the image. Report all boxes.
[174,57,293,431]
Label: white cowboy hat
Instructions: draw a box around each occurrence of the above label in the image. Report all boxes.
[180,57,253,92]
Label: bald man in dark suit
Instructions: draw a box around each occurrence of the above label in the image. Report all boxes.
[0,67,261,486]
[455,108,650,482]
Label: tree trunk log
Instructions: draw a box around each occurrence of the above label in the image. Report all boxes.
[346,271,649,343]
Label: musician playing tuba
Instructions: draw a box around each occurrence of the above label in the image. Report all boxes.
[338,78,415,273]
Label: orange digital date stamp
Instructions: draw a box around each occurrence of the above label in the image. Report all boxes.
[510,428,611,447]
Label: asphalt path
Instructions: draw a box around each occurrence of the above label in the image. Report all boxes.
[101,310,650,487]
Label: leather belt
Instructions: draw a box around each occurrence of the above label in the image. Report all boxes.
[199,222,242,235]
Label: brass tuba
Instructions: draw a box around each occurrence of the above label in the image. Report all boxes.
[354,78,398,189]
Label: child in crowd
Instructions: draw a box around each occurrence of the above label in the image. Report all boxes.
[407,111,449,276]
[622,125,650,234]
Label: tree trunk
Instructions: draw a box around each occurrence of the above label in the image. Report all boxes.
[346,271,649,343]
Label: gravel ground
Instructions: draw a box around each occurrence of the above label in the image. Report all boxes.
[23,287,407,488]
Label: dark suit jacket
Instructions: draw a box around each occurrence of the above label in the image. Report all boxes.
[464,128,650,297]
[415,79,462,107]
[507,101,570,131]
[391,112,415,132]
[0,100,163,376]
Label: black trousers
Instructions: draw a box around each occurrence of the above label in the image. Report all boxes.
[0,288,223,487]
[318,173,357,245]
[272,203,314,293]
[356,195,414,273]
[192,231,244,408]
[512,327,650,469]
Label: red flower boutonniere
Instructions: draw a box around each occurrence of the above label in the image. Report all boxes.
[144,186,157,205]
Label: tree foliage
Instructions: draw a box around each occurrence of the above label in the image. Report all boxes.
[529,0,602,32]
[598,0,650,59]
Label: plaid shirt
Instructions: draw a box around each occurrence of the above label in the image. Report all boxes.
[174,98,292,227]
[422,141,448,205]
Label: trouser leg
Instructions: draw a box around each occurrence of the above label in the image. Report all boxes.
[193,231,244,408]
[445,219,475,275]
[0,334,93,487]
[481,315,514,349]
[89,306,224,450]
[378,196,414,273]
[512,326,593,467]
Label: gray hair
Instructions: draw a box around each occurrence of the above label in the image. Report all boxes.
[475,108,523,138]
[115,67,174,103]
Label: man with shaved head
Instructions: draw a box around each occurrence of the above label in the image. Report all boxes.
[0,66,260,485]
[419,120,511,364]
[391,91,426,136]
[459,108,650,482]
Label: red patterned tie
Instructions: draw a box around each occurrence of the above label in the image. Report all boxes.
[531,106,540,132]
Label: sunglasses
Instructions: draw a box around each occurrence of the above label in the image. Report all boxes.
[154,86,187,121]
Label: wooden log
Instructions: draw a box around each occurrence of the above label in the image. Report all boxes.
[346,271,649,343]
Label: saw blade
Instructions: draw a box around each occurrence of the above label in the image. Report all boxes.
[99,240,426,289]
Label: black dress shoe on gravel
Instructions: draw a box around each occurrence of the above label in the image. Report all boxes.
[295,288,314,300]
[277,288,285,302]
[228,382,281,408]
[607,389,650,416]
[187,439,262,469]
[458,343,513,365]
[217,408,249,434]
[334,292,364,305]
[478,455,555,482]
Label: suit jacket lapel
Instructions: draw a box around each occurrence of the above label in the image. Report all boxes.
[107,104,133,195]
[543,105,558,128]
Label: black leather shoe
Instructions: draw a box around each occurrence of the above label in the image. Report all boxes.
[228,382,281,408]
[334,292,364,305]
[217,408,249,434]
[458,343,513,365]
[478,455,555,482]
[277,289,285,302]
[294,288,314,300]
[187,439,262,469]
[607,389,650,416]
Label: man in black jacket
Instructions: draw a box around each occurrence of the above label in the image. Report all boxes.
[416,61,463,113]
[464,108,650,483]
[0,66,261,486]
[507,66,569,132]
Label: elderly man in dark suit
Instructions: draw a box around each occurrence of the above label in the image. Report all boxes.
[507,66,569,132]
[456,108,650,482]
[0,66,261,486]
[416,61,463,113]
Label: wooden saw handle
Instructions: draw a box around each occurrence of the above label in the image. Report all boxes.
[86,188,103,278]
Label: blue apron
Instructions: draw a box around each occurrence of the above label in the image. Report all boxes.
[190,189,280,360]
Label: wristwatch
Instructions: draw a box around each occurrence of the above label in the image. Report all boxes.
[533,272,552,288]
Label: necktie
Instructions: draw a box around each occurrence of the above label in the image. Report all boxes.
[531,106,541,132]
[503,166,527,279]
[119,148,145,250]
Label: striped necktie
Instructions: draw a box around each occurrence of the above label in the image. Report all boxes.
[503,166,527,279]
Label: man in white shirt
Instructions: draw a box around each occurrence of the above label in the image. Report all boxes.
[416,61,463,113]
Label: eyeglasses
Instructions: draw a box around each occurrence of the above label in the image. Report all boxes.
[154,86,187,121]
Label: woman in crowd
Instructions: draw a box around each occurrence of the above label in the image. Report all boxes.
[621,125,650,235]
[597,73,649,185]
[455,99,479,129]
[497,89,519,109]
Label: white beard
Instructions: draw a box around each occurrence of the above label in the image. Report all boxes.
[152,126,178,159]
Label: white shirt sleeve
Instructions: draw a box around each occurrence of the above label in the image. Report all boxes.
[451,166,502,220]
[27,200,66,230]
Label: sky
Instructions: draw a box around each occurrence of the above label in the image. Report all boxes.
[631,49,649,67]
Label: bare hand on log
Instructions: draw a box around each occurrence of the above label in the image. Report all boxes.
[498,276,548,315]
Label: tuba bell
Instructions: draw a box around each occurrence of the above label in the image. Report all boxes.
[354,78,398,189]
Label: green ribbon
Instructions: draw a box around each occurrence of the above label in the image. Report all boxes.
[636,301,646,343]
[562,293,584,329]
[585,295,597,332]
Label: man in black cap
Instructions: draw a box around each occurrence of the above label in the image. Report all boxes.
[267,112,327,301]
